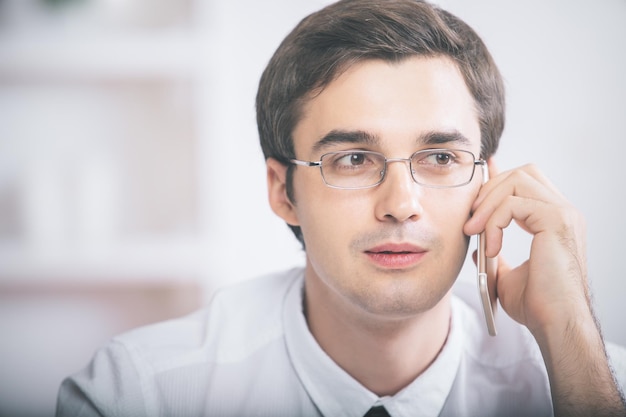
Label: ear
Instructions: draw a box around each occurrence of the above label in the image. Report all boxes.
[486,157,500,179]
[266,158,300,226]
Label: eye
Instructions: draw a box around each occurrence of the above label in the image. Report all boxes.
[433,152,453,165]
[412,150,469,175]
[417,151,457,166]
[330,151,375,168]
[340,153,366,166]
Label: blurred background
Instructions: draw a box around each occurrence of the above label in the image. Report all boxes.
[0,0,624,415]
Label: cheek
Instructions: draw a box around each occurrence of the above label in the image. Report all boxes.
[297,189,368,244]
[295,193,366,284]
[425,187,477,237]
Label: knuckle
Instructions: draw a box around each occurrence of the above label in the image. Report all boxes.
[521,163,539,173]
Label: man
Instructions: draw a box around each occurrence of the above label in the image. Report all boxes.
[57,0,626,416]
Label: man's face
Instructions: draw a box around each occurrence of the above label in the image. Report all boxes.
[287,56,482,318]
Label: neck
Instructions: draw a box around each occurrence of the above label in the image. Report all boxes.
[304,270,452,397]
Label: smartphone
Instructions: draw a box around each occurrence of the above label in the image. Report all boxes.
[477,165,497,336]
[477,231,497,336]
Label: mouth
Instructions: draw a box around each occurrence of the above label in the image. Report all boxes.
[364,243,427,270]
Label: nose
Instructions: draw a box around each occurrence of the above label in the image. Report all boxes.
[374,159,424,223]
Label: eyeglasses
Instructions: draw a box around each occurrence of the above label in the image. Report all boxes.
[290,148,485,190]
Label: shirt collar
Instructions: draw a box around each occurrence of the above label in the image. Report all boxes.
[283,271,464,417]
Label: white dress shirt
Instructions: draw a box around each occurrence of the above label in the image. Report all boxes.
[56,268,626,417]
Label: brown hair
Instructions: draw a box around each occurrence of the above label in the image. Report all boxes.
[256,0,505,244]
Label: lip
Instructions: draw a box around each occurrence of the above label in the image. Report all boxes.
[364,243,427,270]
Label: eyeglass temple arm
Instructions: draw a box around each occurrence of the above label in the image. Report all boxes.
[474,160,487,181]
[290,159,322,167]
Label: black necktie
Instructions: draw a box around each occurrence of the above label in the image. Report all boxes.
[363,405,391,417]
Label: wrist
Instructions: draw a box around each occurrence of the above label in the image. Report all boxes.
[531,308,625,416]
[530,304,598,352]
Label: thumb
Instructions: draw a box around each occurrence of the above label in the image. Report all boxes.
[495,258,530,325]
[495,254,512,278]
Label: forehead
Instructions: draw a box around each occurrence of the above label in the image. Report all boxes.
[293,56,481,155]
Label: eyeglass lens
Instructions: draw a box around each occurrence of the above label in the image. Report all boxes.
[319,149,476,189]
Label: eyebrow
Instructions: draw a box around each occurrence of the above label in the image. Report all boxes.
[418,130,473,147]
[312,128,473,153]
[312,130,379,153]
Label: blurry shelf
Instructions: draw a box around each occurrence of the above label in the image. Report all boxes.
[0,3,214,290]
[0,30,203,80]
[0,238,209,286]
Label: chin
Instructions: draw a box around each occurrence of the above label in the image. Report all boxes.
[352,280,454,319]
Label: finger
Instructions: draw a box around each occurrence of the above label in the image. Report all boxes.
[483,195,564,257]
[474,164,565,210]
[522,164,565,199]
[482,196,530,257]
[495,259,531,325]
[495,254,512,278]
[466,172,566,238]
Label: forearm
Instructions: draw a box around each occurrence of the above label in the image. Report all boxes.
[534,312,626,417]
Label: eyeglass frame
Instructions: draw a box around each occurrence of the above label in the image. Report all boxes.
[289,148,486,190]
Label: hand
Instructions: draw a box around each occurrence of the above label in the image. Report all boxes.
[464,160,626,416]
[464,160,589,338]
